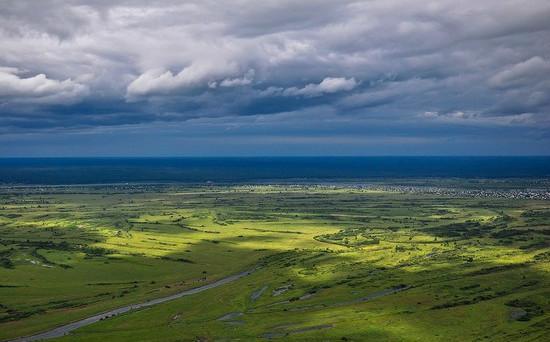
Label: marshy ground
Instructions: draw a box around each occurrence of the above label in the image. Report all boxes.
[0,182,548,341]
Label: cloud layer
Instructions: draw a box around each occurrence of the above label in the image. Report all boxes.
[0,67,88,103]
[1,0,549,155]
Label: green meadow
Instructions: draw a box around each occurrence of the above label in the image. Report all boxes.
[0,184,548,341]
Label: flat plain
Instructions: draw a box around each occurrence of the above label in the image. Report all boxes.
[0,182,548,341]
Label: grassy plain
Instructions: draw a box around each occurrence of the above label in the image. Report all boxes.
[0,183,549,341]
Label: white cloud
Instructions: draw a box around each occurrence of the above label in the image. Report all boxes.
[219,69,255,87]
[420,110,536,126]
[126,61,241,98]
[265,77,358,97]
[0,67,88,104]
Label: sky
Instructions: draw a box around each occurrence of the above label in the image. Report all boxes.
[1,0,549,156]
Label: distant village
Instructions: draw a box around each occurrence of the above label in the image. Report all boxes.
[352,184,550,200]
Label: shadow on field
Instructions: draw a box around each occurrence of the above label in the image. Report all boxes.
[48,230,550,342]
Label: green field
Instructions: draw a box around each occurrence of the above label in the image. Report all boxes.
[0,184,549,341]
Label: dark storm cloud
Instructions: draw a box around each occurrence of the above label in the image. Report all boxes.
[0,0,549,155]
